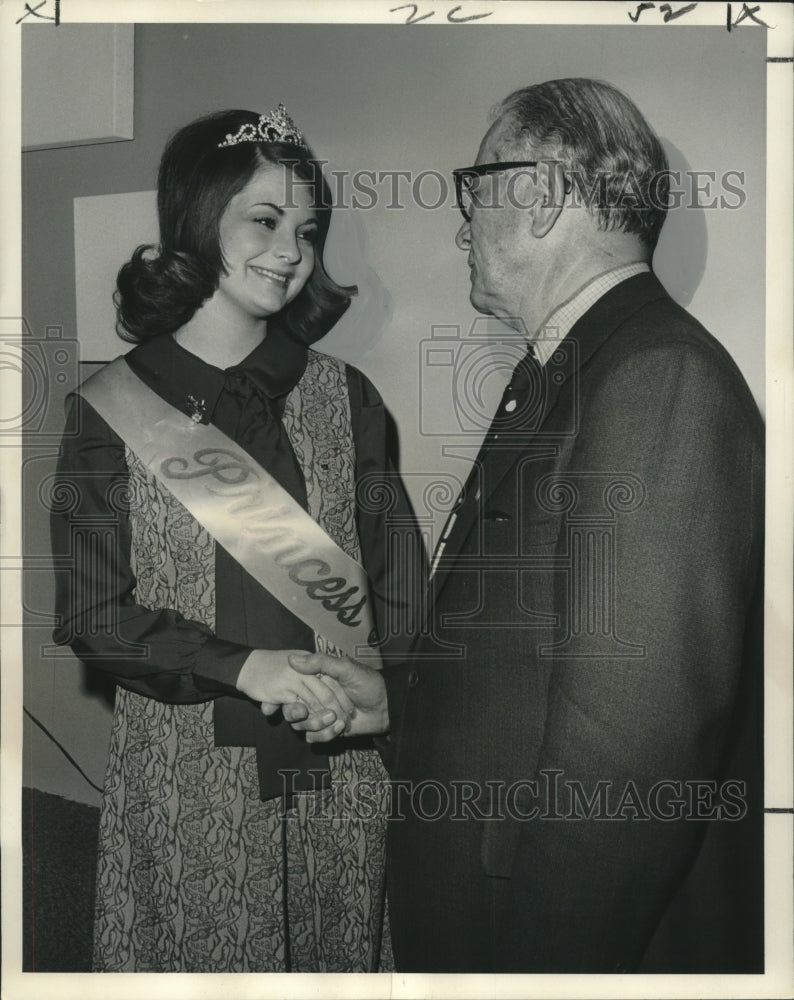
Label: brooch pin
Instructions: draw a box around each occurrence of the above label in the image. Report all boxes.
[186,396,206,424]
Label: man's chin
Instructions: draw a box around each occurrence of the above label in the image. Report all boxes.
[468,288,494,316]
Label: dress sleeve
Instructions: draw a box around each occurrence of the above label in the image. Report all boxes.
[51,393,252,703]
[346,365,428,666]
[346,365,427,766]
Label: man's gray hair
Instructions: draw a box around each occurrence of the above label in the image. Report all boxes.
[494,78,670,250]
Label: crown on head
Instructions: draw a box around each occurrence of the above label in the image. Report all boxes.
[217,104,309,150]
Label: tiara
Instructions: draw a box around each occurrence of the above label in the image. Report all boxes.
[217,104,309,150]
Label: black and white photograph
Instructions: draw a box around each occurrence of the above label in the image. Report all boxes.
[2,1,792,997]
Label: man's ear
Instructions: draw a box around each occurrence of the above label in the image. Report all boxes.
[531,159,567,238]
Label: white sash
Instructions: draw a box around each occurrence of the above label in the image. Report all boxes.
[80,357,381,665]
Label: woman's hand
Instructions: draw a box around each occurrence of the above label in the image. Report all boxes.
[236,649,355,733]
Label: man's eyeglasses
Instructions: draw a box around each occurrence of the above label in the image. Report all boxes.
[452,161,538,222]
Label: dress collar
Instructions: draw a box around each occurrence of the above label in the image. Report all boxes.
[125,327,309,424]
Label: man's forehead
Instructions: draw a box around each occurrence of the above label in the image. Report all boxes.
[474,119,508,165]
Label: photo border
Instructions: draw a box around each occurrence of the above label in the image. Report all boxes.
[2,2,791,998]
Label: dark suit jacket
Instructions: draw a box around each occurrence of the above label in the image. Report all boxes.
[382,272,764,973]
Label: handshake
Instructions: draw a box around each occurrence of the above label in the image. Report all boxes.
[235,649,390,743]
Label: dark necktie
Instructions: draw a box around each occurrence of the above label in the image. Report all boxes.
[431,343,540,575]
[489,342,542,437]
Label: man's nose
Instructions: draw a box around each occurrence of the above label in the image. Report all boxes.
[455,220,471,250]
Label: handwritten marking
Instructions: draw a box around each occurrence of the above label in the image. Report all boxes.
[390,3,492,25]
[390,3,434,24]
[629,1,773,28]
[446,5,492,22]
[727,3,771,31]
[659,2,698,21]
[628,1,656,21]
[17,0,60,25]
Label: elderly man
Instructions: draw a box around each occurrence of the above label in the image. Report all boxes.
[288,78,764,973]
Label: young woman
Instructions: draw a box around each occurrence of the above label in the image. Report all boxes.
[51,106,419,973]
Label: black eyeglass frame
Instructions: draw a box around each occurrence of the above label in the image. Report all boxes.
[452,160,539,221]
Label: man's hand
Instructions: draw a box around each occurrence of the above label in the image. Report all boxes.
[236,649,355,731]
[287,652,389,742]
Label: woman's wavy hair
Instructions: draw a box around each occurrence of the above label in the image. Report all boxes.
[115,109,354,344]
[493,79,669,251]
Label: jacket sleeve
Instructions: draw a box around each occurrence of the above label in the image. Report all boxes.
[497,339,764,972]
[51,393,252,703]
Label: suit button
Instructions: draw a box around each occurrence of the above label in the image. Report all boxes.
[407,670,419,688]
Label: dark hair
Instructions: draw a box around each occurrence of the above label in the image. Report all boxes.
[494,79,669,250]
[115,109,354,343]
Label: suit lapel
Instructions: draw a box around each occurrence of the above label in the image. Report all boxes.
[433,273,670,593]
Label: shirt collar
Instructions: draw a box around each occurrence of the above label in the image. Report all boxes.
[532,262,650,367]
[125,327,308,423]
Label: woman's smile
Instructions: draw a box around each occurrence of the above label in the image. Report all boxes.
[249,264,291,286]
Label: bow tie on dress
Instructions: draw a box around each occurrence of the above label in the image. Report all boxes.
[223,367,293,446]
[220,368,306,503]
